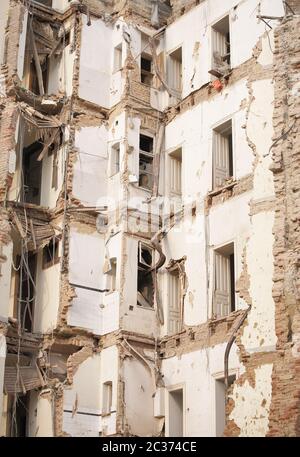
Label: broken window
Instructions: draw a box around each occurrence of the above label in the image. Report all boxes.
[22,141,43,205]
[212,119,233,189]
[113,44,122,72]
[215,375,236,437]
[168,269,181,334]
[102,381,113,415]
[105,258,117,293]
[168,47,182,94]
[137,242,154,308]
[213,242,235,318]
[23,17,70,96]
[109,142,120,177]
[167,388,184,437]
[141,53,153,86]
[169,147,182,195]
[42,237,60,269]
[20,118,63,204]
[210,15,231,79]
[139,134,154,190]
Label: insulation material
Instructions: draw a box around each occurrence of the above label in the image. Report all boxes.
[68,287,102,334]
[63,354,102,437]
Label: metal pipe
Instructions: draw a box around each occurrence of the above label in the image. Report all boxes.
[224,304,251,397]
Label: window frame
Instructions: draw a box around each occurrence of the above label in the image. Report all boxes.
[167,45,183,95]
[211,117,234,190]
[212,241,236,318]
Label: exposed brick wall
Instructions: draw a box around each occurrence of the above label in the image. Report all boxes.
[267,15,300,436]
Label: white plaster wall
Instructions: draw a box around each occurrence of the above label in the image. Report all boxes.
[17,10,28,80]
[69,226,104,289]
[107,112,126,207]
[73,125,108,206]
[209,191,252,313]
[63,347,118,437]
[163,0,284,101]
[34,250,60,333]
[63,353,102,437]
[100,346,118,436]
[162,343,242,436]
[52,0,70,12]
[79,19,112,108]
[68,226,107,333]
[229,363,273,436]
[0,0,10,65]
[123,356,159,437]
[109,19,129,107]
[247,78,275,201]
[160,193,251,332]
[241,211,277,351]
[0,243,13,321]
[28,391,54,437]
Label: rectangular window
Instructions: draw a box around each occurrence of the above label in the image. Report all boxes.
[102,381,113,415]
[213,243,235,318]
[109,142,120,177]
[169,148,182,195]
[168,47,182,94]
[215,375,236,437]
[141,53,153,86]
[210,15,231,78]
[105,258,117,293]
[139,134,154,190]
[168,388,184,437]
[168,270,181,335]
[137,242,154,308]
[212,119,233,189]
[113,44,122,72]
[43,237,60,269]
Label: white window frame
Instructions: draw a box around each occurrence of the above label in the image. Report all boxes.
[167,268,181,335]
[113,43,122,73]
[167,45,183,95]
[102,381,113,416]
[168,147,182,196]
[109,142,120,177]
[105,257,117,295]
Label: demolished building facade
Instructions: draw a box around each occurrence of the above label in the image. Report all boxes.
[0,0,300,437]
